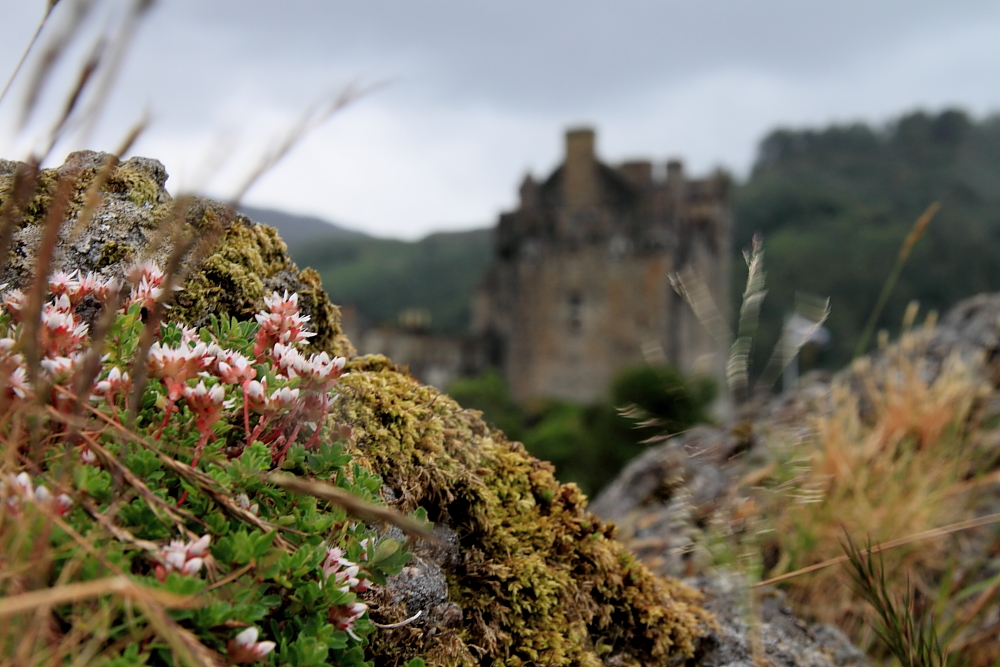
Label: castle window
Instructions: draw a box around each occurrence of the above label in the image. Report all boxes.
[568,292,583,334]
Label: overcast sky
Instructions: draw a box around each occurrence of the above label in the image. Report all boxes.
[2,1,1000,239]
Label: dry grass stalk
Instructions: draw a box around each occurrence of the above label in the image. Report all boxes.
[0,576,197,618]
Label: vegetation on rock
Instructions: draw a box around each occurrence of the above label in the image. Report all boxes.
[0,149,714,666]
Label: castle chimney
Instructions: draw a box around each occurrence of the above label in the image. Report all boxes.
[666,159,684,184]
[564,127,598,212]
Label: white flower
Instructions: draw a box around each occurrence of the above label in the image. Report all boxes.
[227,627,277,663]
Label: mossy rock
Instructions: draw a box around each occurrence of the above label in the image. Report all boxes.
[336,355,709,665]
[16,151,711,665]
[0,151,352,357]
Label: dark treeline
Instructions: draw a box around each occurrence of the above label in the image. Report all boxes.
[738,109,1000,370]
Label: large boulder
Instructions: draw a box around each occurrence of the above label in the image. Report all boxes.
[0,151,710,666]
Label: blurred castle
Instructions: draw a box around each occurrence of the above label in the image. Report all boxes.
[473,128,731,403]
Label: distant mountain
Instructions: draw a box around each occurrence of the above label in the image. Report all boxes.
[238,205,368,248]
[291,226,493,334]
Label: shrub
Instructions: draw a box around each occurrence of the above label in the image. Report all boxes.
[450,365,715,495]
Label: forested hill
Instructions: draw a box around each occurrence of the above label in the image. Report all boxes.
[289,226,492,334]
[736,109,1000,369]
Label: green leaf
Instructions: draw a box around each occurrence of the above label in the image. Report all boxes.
[371,538,402,564]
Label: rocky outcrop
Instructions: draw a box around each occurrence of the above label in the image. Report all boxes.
[1,151,710,666]
[592,292,1000,667]
[0,151,352,357]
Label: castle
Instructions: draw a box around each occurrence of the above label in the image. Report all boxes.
[473,128,731,404]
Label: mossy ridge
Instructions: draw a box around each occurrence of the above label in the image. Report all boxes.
[0,154,171,228]
[339,356,710,666]
[172,205,354,358]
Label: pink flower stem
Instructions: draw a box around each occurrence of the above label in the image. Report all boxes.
[303,427,323,450]
[301,407,330,450]
[246,416,269,448]
[176,429,211,508]
[273,422,303,465]
[241,381,251,436]
[154,398,176,440]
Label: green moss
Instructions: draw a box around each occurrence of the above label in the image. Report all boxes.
[337,357,710,666]
[104,163,159,208]
[97,240,132,269]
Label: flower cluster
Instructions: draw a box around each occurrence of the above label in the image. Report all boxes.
[321,546,371,640]
[254,291,314,358]
[153,534,211,582]
[125,261,169,311]
[0,262,407,665]
[1,268,118,404]
[3,471,72,516]
[0,264,348,472]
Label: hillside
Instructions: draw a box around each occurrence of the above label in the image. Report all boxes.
[238,206,493,333]
[736,109,1000,370]
[288,226,493,333]
[238,205,367,247]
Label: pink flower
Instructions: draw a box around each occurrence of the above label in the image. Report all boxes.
[236,493,260,515]
[125,276,165,311]
[227,627,276,663]
[5,365,31,400]
[80,447,99,466]
[179,325,200,345]
[147,342,210,401]
[91,276,121,305]
[4,472,72,516]
[40,354,82,383]
[253,290,315,358]
[2,289,26,321]
[321,547,371,594]
[329,601,368,641]
[125,261,165,288]
[267,386,300,413]
[245,379,268,414]
[154,535,211,581]
[217,351,256,386]
[71,272,105,305]
[47,270,79,299]
[32,485,73,516]
[183,381,227,430]
[94,366,130,395]
[40,297,88,356]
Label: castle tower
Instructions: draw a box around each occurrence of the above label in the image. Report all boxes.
[474,127,731,404]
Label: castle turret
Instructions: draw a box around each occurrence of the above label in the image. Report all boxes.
[563,128,598,213]
[519,173,539,210]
